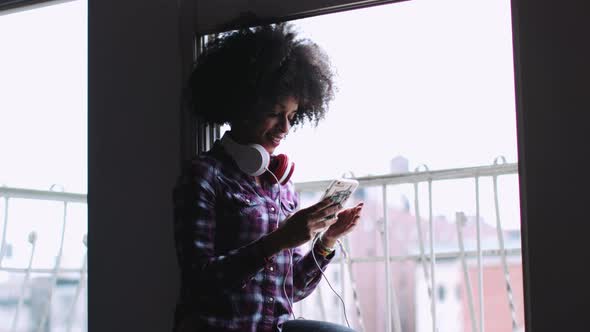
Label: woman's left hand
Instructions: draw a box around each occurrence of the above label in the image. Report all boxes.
[322,202,364,243]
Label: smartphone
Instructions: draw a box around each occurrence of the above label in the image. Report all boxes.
[321,178,359,207]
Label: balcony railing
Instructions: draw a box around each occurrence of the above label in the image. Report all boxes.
[294,159,522,332]
[0,186,87,332]
[0,159,522,332]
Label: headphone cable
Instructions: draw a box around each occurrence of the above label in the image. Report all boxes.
[266,168,350,327]
[265,168,298,320]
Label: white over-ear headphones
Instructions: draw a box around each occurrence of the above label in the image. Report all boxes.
[220,132,270,177]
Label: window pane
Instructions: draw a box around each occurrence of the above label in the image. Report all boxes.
[0,1,87,331]
[284,1,523,331]
[0,0,87,194]
[280,0,517,182]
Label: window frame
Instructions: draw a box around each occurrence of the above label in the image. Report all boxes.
[191,3,529,332]
[0,0,74,14]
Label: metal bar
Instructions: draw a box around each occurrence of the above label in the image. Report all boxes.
[194,34,208,156]
[0,187,86,203]
[382,185,393,332]
[343,237,365,332]
[328,248,523,264]
[390,276,402,332]
[295,163,517,192]
[209,123,216,149]
[381,185,402,332]
[427,180,437,332]
[37,201,69,331]
[340,252,346,325]
[0,197,9,267]
[475,177,485,332]
[0,248,522,273]
[11,231,37,332]
[413,181,433,308]
[492,174,519,331]
[456,212,478,332]
[0,266,86,273]
[66,236,87,332]
[83,234,89,332]
[214,125,221,141]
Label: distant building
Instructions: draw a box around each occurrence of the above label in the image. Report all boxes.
[390,156,409,174]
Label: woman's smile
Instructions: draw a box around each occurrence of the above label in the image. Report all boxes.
[267,132,286,147]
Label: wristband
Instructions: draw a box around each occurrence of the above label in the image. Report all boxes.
[315,236,336,257]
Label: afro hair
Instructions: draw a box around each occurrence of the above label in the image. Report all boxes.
[187,23,335,127]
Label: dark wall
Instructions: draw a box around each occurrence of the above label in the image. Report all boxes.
[88,0,182,331]
[512,0,590,331]
[88,0,589,331]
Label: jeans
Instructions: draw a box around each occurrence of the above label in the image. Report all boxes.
[281,319,356,332]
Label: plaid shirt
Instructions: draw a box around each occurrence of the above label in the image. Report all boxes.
[173,141,334,332]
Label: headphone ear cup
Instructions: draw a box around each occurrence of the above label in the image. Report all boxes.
[266,154,295,185]
[283,160,295,185]
[219,133,269,176]
[273,154,288,179]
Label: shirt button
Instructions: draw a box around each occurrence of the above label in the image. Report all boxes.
[270,207,275,212]
[245,199,251,204]
[269,297,274,303]
[269,266,274,271]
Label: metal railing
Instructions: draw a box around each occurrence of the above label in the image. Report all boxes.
[0,159,521,332]
[294,159,522,332]
[0,186,87,332]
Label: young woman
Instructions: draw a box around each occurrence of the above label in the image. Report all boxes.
[173,23,364,332]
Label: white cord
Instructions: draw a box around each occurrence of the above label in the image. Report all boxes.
[283,249,298,320]
[311,234,351,328]
[265,168,350,327]
[265,168,297,320]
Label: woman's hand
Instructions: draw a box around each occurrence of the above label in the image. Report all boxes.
[321,202,364,247]
[264,197,344,254]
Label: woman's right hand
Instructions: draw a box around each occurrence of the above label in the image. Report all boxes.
[263,198,343,253]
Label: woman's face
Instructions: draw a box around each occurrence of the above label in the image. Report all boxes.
[235,96,298,155]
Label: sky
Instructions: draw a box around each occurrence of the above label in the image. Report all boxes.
[0,0,87,194]
[279,0,521,229]
[0,0,88,271]
[0,0,520,272]
[280,0,518,180]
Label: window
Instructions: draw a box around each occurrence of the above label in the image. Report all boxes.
[206,0,522,331]
[283,1,522,332]
[0,1,87,331]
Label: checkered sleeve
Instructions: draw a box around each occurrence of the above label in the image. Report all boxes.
[173,159,270,294]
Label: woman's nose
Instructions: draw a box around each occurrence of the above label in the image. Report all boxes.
[279,115,291,133]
